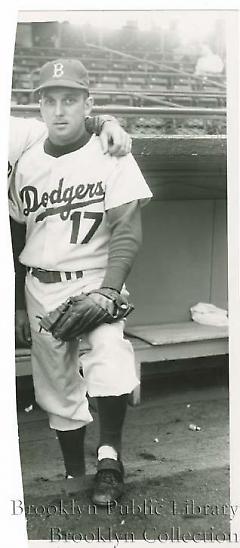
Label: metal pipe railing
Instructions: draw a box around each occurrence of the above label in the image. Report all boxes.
[13,64,226,82]
[11,105,226,116]
[11,88,226,99]
[85,42,226,90]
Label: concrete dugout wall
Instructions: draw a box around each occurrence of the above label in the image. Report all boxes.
[127,136,227,325]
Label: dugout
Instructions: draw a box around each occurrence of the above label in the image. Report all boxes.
[124,135,228,403]
[13,128,228,403]
[128,135,227,324]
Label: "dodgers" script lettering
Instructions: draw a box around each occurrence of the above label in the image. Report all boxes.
[20,178,105,218]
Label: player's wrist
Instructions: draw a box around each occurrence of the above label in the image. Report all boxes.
[96,287,120,298]
[100,274,123,293]
[85,115,117,136]
[97,116,118,138]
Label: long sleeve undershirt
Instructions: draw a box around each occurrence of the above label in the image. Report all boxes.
[102,200,142,292]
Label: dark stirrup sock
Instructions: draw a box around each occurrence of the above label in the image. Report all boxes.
[56,426,86,477]
[97,394,128,455]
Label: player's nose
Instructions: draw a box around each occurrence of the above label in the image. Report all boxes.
[55,99,65,116]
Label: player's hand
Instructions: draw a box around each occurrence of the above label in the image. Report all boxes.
[99,121,132,157]
[15,309,32,347]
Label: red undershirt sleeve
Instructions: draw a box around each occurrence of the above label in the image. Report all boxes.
[101,200,142,292]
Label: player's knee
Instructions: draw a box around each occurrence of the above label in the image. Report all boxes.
[87,321,124,349]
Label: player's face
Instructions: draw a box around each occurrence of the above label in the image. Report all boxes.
[40,88,93,145]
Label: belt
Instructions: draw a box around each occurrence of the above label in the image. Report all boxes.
[28,267,83,284]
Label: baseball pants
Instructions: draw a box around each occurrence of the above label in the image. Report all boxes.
[25,269,139,431]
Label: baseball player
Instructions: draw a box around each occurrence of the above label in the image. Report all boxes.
[9,58,152,505]
[9,109,132,344]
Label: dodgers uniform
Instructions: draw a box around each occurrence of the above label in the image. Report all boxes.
[9,134,152,431]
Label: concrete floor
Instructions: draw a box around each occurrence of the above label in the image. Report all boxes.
[17,356,230,541]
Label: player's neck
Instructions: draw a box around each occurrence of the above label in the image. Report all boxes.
[44,130,91,158]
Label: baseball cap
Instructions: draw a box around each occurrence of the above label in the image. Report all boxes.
[34,58,89,93]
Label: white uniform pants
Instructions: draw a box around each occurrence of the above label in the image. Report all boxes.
[25,270,139,431]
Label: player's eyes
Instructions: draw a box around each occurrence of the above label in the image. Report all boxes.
[64,97,76,105]
[42,96,77,106]
[43,97,55,106]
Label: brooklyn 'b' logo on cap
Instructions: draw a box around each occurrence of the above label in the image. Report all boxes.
[35,58,89,92]
[53,62,64,78]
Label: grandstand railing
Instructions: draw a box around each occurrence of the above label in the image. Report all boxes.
[10,105,226,116]
[14,42,226,92]
[11,104,226,135]
[13,64,226,88]
[11,88,226,108]
[12,45,213,72]
[11,88,226,100]
[85,42,226,89]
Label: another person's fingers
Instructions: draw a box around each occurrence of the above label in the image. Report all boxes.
[127,135,132,154]
[99,122,132,156]
[117,131,132,156]
[102,123,125,156]
[98,130,109,155]
[108,127,131,156]
[120,134,132,155]
[106,126,122,155]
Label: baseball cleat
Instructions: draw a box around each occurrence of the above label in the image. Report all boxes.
[92,458,124,506]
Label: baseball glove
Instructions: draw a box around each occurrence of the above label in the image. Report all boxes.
[39,288,134,341]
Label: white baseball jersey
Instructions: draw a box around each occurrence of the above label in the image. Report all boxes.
[8,117,47,186]
[195,53,224,75]
[9,134,152,272]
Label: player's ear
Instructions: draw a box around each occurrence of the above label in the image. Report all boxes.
[84,95,94,117]
[39,93,45,120]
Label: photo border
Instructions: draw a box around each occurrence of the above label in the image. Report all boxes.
[0,3,239,547]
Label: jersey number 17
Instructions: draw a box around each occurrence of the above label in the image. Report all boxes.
[70,211,103,244]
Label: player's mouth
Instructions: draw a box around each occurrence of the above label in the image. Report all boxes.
[54,122,68,127]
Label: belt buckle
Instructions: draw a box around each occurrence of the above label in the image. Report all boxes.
[59,271,67,282]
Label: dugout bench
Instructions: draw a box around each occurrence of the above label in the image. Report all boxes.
[15,135,228,405]
[15,322,228,406]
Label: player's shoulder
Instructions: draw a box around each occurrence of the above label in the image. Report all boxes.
[9,116,47,167]
[88,135,136,168]
[10,116,45,138]
[87,134,106,156]
[16,135,45,174]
